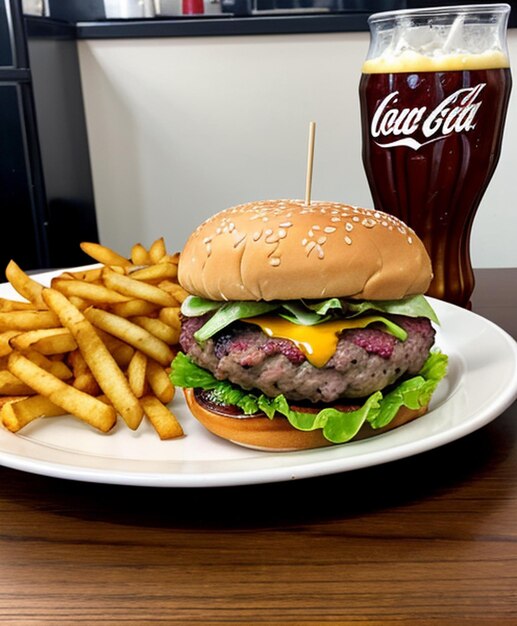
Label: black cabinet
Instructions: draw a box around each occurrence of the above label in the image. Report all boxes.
[0,0,98,273]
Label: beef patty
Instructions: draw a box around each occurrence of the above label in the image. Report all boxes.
[180,314,435,403]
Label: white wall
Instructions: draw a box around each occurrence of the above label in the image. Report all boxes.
[78,30,516,267]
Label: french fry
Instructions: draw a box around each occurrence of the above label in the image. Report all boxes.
[158,307,181,330]
[127,350,147,399]
[51,277,130,304]
[42,288,143,430]
[68,349,101,395]
[158,281,189,303]
[0,298,37,312]
[159,252,180,265]
[128,263,178,283]
[109,299,158,319]
[141,394,183,440]
[1,238,185,439]
[0,395,27,409]
[130,243,150,266]
[23,349,73,380]
[130,315,179,345]
[149,237,167,263]
[5,260,46,308]
[96,330,135,368]
[80,242,132,267]
[84,307,174,367]
[0,370,35,395]
[8,351,115,431]
[146,359,174,404]
[0,330,20,357]
[102,268,176,308]
[1,394,66,432]
[0,310,60,331]
[66,267,103,282]
[9,328,77,355]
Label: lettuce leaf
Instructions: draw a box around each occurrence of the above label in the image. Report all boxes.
[192,301,278,342]
[181,293,440,343]
[170,351,448,444]
[347,294,440,324]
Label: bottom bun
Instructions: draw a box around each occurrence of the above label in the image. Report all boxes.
[183,388,429,452]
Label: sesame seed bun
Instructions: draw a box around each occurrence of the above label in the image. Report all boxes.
[183,388,430,451]
[178,199,432,302]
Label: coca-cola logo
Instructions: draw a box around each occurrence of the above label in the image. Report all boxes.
[371,84,485,150]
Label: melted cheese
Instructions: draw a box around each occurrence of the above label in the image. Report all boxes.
[243,315,388,368]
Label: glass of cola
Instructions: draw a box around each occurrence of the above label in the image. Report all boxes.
[359,4,512,308]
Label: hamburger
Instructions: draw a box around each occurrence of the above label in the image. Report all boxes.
[171,199,448,451]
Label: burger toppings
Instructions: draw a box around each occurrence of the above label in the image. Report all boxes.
[175,298,439,391]
[171,349,447,444]
[171,199,448,449]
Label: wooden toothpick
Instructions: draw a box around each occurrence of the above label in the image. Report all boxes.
[305,121,316,206]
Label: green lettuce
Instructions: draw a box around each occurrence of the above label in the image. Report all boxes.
[181,294,439,343]
[347,294,440,324]
[170,351,448,445]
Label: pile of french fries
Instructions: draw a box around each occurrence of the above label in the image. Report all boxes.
[0,238,188,440]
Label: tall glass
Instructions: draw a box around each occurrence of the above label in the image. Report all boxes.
[359,4,512,308]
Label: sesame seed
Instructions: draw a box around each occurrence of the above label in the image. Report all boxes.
[317,236,327,245]
[345,223,354,232]
[324,226,336,234]
[344,236,352,245]
[269,257,281,267]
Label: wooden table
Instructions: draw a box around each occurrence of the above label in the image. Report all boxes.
[0,269,516,625]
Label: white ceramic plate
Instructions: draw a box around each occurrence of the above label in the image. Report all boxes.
[0,269,516,487]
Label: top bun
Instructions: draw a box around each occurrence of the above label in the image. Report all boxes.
[178,199,432,301]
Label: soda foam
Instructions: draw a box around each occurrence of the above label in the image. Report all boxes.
[362,49,509,73]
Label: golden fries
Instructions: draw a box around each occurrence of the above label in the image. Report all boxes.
[43,288,144,430]
[146,359,175,404]
[102,268,176,308]
[5,260,46,308]
[0,310,60,331]
[141,395,183,440]
[84,307,174,367]
[9,328,77,355]
[0,237,186,440]
[50,277,130,304]
[1,395,66,432]
[128,350,147,399]
[130,243,150,266]
[79,242,131,267]
[8,351,116,432]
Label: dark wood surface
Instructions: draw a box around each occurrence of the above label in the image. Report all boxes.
[0,268,516,625]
